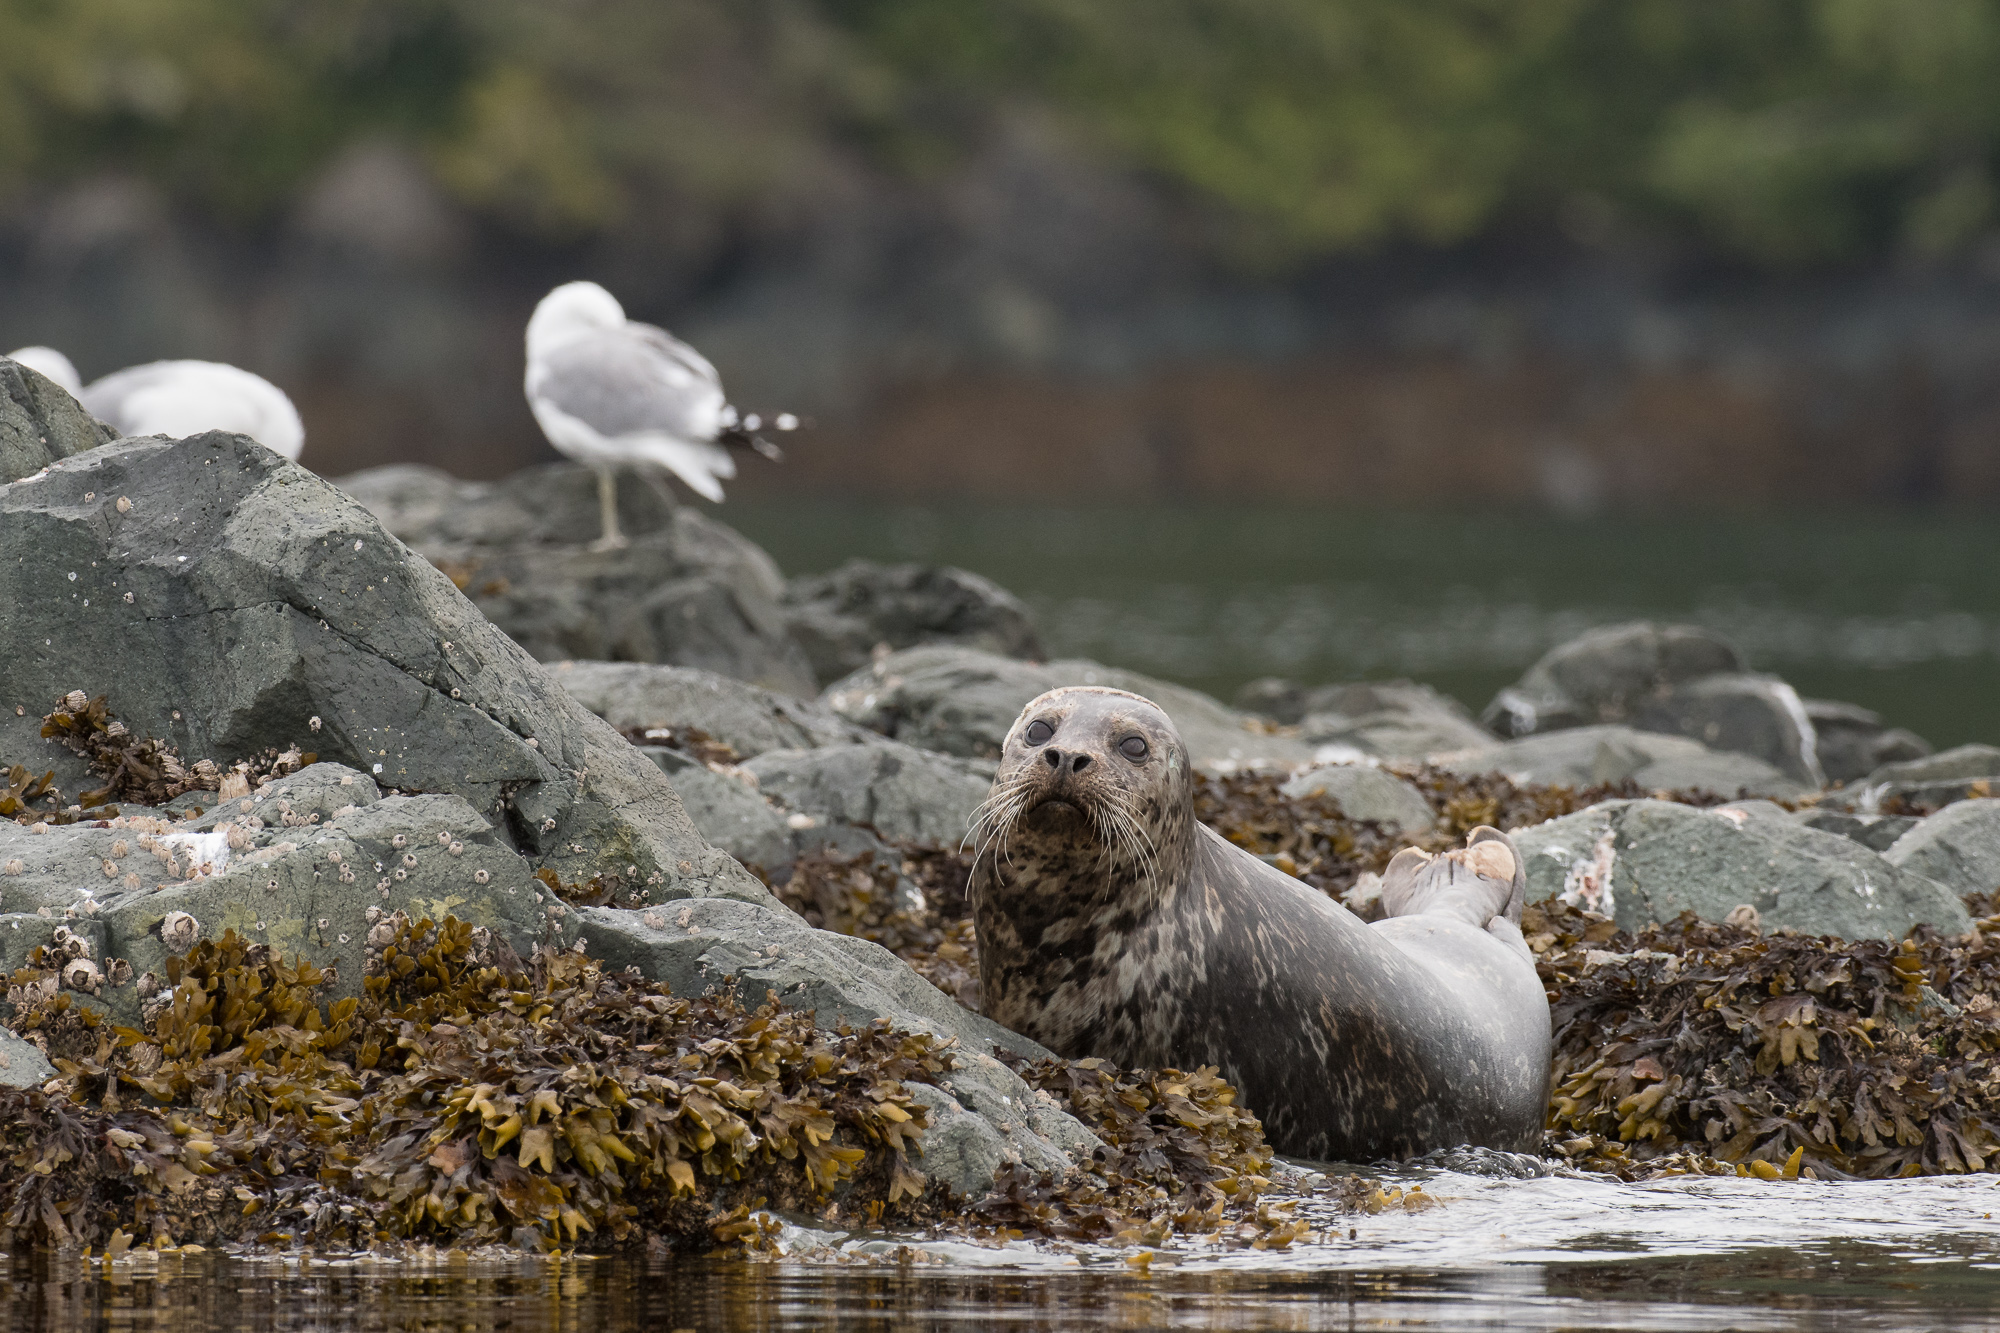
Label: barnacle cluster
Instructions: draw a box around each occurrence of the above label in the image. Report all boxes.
[16,692,318,824]
[0,916,951,1253]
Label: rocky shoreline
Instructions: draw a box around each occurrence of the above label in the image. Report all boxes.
[3,353,1997,1255]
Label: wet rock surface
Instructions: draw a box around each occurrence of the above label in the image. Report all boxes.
[744,742,993,846]
[553,659,874,758]
[1630,673,1824,787]
[1,435,767,909]
[1881,799,2000,900]
[821,644,1315,767]
[1805,699,1931,785]
[339,463,816,695]
[1295,681,1495,759]
[1278,764,1437,834]
[780,560,1044,684]
[1482,622,1744,737]
[1438,725,1804,798]
[1512,798,1971,939]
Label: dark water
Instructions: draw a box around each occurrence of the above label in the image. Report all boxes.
[727,501,2000,749]
[19,1138,1993,1329]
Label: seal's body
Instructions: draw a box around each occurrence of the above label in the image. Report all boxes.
[969,687,1550,1161]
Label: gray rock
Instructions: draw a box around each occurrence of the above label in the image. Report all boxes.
[820,645,1315,767]
[1840,744,2000,812]
[0,357,116,485]
[1295,680,1494,759]
[1438,725,1804,798]
[1279,764,1437,834]
[1883,800,2000,901]
[1482,622,1744,737]
[1805,699,1931,785]
[0,780,587,1023]
[338,463,815,696]
[1513,799,1970,939]
[781,560,1044,685]
[745,742,993,846]
[635,748,796,874]
[574,897,1101,1199]
[1794,809,1920,852]
[552,659,873,759]
[0,1026,55,1089]
[1631,673,1824,788]
[0,434,771,908]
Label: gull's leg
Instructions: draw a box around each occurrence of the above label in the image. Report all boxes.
[636,466,682,512]
[590,468,629,551]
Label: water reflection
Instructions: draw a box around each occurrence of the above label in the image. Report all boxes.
[10,1165,2000,1331]
[10,1248,2000,1333]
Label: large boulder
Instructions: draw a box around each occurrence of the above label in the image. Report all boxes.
[821,645,1315,768]
[0,433,771,907]
[1278,764,1437,834]
[781,560,1044,685]
[1630,673,1824,788]
[1512,799,1970,939]
[551,659,873,759]
[744,742,994,846]
[1482,622,1743,737]
[338,463,815,696]
[1,357,117,483]
[1882,800,2000,901]
[1805,699,1930,786]
[577,897,1101,1198]
[1438,725,1804,798]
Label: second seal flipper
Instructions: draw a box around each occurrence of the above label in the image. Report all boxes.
[1379,825,1527,931]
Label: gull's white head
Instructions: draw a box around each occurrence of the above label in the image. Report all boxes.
[527,281,626,359]
[6,346,82,396]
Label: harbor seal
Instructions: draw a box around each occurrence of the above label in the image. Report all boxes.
[968,686,1551,1161]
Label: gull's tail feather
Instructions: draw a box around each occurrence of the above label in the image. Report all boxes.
[627,434,735,502]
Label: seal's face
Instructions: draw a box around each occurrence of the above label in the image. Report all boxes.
[969,688,1192,912]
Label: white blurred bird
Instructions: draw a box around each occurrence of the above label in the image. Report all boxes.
[524,280,791,550]
[4,346,305,461]
[6,346,82,395]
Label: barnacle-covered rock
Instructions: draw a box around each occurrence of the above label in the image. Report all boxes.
[0,435,771,907]
[1512,799,1970,939]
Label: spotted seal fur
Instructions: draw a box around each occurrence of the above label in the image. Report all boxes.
[968,686,1551,1161]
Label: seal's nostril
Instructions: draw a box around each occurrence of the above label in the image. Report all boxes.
[1072,754,1092,772]
[1044,748,1063,768]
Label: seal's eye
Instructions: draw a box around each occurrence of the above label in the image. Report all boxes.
[1119,736,1149,762]
[1023,719,1055,746]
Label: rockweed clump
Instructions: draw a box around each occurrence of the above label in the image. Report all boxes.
[0,916,952,1253]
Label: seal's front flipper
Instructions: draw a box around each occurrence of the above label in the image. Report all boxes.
[1379,826,1526,932]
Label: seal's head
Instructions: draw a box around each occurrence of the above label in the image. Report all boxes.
[969,687,1193,911]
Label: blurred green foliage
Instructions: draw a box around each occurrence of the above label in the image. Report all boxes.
[3,0,1999,266]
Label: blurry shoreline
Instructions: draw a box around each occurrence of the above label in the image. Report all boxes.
[721,498,2000,750]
